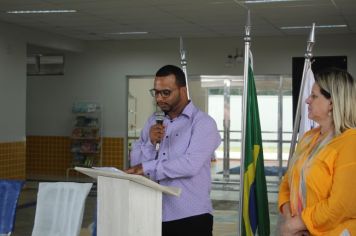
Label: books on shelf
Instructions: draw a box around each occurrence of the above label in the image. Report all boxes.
[69,102,102,168]
[72,102,100,113]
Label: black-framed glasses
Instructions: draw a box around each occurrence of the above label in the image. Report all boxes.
[149,89,173,98]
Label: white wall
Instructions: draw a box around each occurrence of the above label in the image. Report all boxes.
[0,22,27,142]
[0,21,84,142]
[27,39,186,137]
[27,34,356,138]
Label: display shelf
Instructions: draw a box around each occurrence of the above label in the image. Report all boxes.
[67,102,102,178]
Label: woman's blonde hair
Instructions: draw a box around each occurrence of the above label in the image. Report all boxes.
[315,68,356,134]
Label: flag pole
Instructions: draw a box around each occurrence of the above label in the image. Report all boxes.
[238,9,251,236]
[180,37,190,100]
[287,23,315,166]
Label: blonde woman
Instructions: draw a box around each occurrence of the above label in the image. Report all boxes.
[278,68,356,235]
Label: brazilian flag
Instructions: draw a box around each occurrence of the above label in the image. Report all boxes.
[242,55,270,236]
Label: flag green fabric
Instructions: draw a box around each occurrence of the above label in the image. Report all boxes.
[242,55,270,236]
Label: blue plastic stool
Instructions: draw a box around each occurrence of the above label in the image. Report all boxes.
[0,180,24,235]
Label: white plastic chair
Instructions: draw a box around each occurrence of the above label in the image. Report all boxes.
[31,182,93,236]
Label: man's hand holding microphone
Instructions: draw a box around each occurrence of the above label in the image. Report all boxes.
[151,111,165,151]
[125,111,165,175]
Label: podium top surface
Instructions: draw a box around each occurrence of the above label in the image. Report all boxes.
[75,167,181,197]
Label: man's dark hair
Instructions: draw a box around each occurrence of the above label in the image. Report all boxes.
[156,65,186,87]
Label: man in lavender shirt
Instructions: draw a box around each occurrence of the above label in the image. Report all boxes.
[125,65,221,236]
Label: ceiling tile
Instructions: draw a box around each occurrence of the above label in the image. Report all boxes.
[0,0,355,40]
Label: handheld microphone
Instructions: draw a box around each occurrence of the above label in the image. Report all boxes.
[155,111,165,151]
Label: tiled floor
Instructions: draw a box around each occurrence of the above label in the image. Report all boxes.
[9,160,282,235]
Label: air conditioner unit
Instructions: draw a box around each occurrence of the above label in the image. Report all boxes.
[27,54,64,76]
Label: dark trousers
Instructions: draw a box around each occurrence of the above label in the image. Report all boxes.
[162,213,213,236]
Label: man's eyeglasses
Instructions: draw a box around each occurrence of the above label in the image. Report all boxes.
[149,89,173,98]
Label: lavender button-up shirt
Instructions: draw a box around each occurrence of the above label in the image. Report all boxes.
[130,102,221,222]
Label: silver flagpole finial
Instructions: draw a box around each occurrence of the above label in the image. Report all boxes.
[179,36,190,99]
[306,23,316,59]
[245,10,251,38]
[180,36,187,66]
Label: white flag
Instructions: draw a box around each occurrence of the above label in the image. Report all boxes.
[299,61,316,138]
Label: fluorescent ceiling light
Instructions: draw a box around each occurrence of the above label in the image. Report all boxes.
[281,24,347,30]
[6,10,77,14]
[210,1,228,4]
[107,32,148,35]
[245,0,306,3]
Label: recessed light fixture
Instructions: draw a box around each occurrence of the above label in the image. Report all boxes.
[280,24,347,30]
[107,31,148,35]
[6,10,77,14]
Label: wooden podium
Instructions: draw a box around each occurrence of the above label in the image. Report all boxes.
[75,167,181,236]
